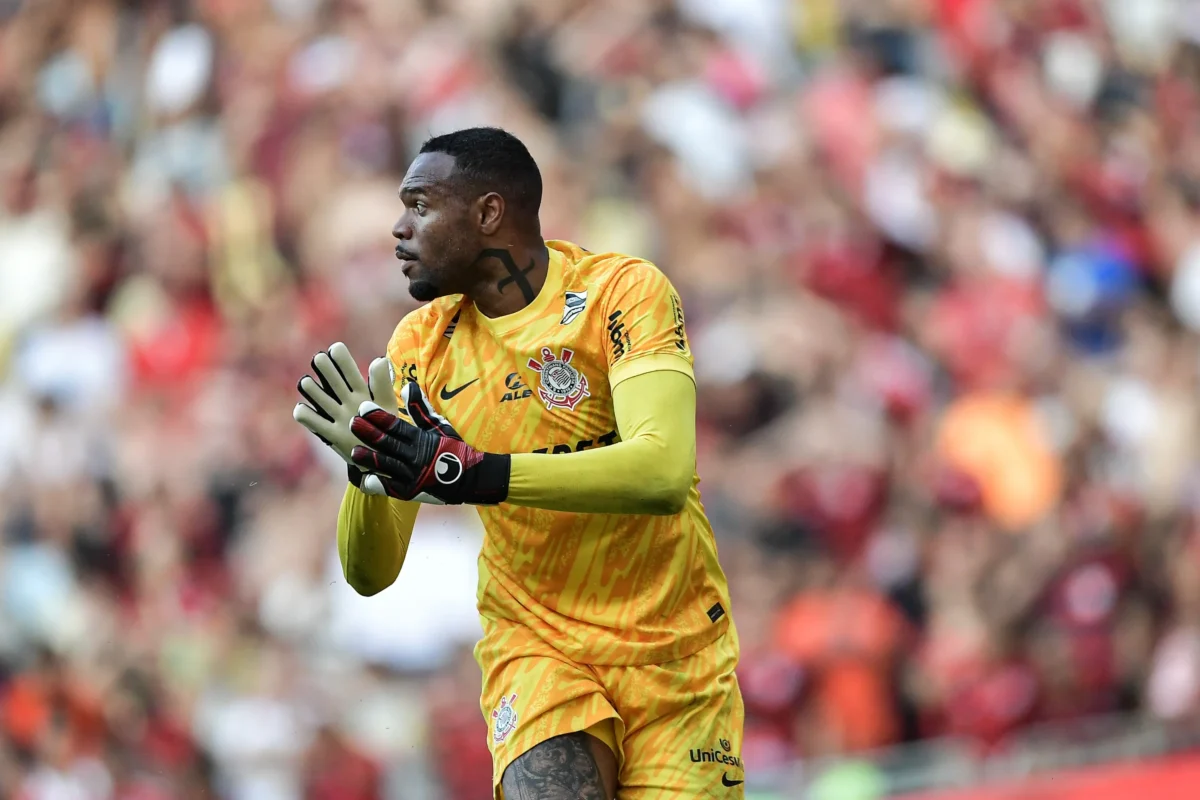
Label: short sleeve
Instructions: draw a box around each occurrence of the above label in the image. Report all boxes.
[602,260,694,390]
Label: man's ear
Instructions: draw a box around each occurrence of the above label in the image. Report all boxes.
[479,192,505,235]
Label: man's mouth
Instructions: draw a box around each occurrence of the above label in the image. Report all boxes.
[395,248,418,274]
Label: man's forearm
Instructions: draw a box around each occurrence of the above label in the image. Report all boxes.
[505,368,696,515]
[337,483,419,595]
[508,441,692,515]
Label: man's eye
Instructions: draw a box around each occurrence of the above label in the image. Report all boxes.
[414,202,428,214]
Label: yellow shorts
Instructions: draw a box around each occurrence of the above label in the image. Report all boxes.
[477,622,745,799]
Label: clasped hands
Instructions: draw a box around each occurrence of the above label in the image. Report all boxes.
[292,343,508,505]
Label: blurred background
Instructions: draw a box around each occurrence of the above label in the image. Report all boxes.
[5,0,1200,798]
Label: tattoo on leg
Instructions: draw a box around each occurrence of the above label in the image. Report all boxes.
[501,733,607,800]
[478,248,537,303]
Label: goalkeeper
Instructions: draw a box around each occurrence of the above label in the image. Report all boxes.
[294,127,743,799]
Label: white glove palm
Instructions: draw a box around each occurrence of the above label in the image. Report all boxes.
[293,342,399,469]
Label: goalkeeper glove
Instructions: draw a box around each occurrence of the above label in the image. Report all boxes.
[292,342,399,485]
[349,382,510,505]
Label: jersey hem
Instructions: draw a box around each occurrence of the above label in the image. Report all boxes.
[479,558,730,667]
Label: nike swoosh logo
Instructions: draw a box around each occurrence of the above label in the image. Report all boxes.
[439,379,478,401]
[721,774,744,787]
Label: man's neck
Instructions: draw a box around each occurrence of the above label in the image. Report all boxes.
[467,241,550,318]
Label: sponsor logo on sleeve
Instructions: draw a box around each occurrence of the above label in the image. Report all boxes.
[669,293,687,352]
[607,310,630,361]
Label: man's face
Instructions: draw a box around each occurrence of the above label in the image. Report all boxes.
[392,152,481,301]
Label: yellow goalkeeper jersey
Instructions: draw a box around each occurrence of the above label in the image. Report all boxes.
[386,240,730,666]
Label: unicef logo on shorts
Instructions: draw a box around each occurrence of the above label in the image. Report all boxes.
[492,693,519,744]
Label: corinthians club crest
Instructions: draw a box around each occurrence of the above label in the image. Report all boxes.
[492,693,519,744]
[527,347,590,411]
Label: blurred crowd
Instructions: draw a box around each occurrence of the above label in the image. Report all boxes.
[4,0,1200,797]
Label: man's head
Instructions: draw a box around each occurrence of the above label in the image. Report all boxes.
[392,127,542,301]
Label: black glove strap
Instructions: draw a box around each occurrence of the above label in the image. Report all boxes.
[347,448,508,506]
[467,454,511,505]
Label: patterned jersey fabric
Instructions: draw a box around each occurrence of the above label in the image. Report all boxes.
[387,239,731,666]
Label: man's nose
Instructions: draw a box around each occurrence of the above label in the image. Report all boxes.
[393,213,412,240]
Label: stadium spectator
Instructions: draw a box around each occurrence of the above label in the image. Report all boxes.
[3,0,1200,795]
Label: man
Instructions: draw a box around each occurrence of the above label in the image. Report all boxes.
[293,128,744,798]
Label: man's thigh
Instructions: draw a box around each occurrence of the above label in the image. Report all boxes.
[500,731,618,800]
[479,625,620,800]
[603,631,745,798]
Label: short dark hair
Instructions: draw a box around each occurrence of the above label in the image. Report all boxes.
[419,127,542,217]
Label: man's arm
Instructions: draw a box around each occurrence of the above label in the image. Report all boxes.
[336,316,424,595]
[337,471,421,595]
[507,364,696,515]
[345,261,700,513]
